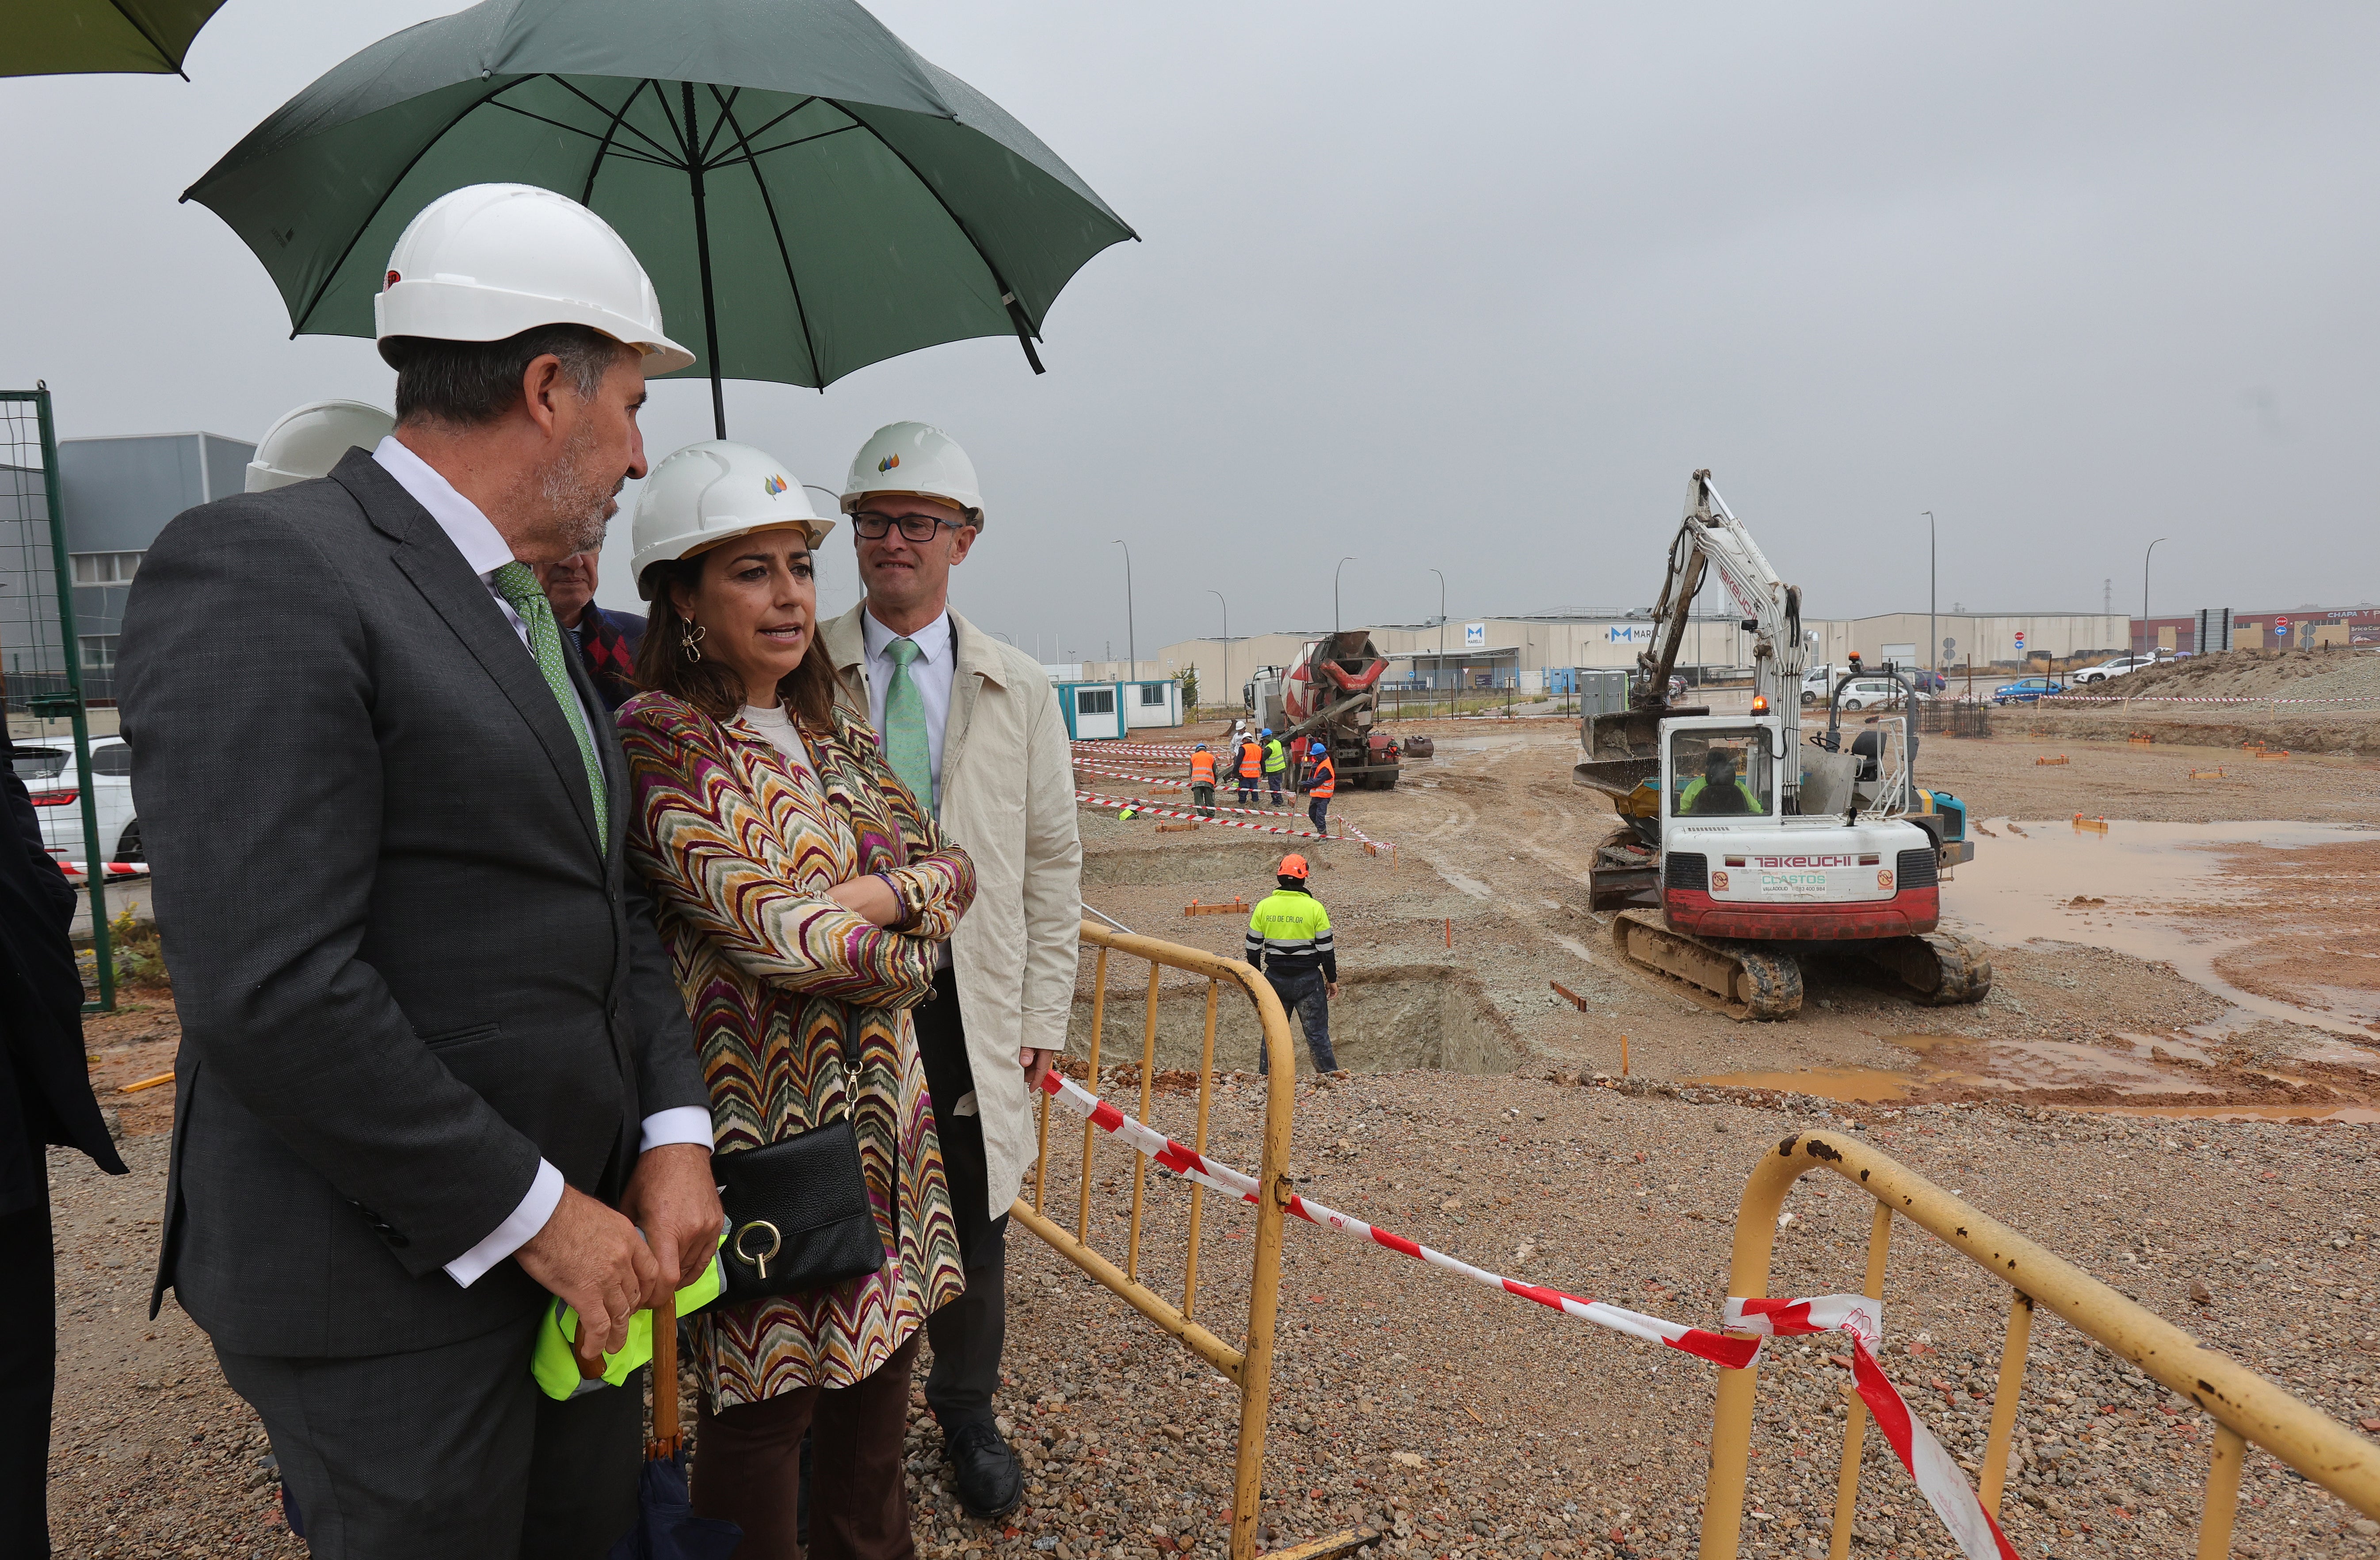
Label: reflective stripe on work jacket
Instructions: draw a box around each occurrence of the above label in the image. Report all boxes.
[1243,888,1334,972]
[1189,750,1217,784]
[1262,738,1287,774]
[1239,742,1264,779]
[1308,757,1336,798]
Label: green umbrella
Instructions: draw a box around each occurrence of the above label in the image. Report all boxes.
[5,0,229,78]
[183,0,1136,434]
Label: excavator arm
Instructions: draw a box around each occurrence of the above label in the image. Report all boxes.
[1635,470,1804,715]
[1579,469,1805,804]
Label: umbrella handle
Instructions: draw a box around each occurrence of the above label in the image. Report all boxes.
[647,1287,681,1460]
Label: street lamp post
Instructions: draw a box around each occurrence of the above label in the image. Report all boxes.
[2142,537,2167,655]
[1113,539,1135,683]
[1335,556,1354,634]
[1208,589,1229,721]
[1923,510,1935,680]
[1430,566,1447,712]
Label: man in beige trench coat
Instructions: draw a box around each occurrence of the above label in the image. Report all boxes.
[820,422,1081,1519]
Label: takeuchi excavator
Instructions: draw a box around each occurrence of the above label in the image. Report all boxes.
[1571,470,1991,1020]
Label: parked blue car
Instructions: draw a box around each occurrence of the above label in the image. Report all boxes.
[1991,676,2068,706]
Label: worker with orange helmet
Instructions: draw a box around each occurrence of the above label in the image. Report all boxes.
[1186,742,1218,818]
[1242,853,1339,1075]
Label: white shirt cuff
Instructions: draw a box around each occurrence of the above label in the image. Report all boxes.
[640,1106,716,1154]
[445,1159,564,1289]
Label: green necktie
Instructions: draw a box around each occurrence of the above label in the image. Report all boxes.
[491,561,609,852]
[881,636,935,811]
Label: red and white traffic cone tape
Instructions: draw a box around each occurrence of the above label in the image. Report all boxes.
[1041,1069,2023,1560]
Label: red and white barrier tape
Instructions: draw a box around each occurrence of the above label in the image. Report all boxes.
[1725,1300,2018,1560]
[59,860,149,881]
[1072,758,1276,792]
[1075,790,1338,844]
[1078,769,1330,824]
[1040,1070,2021,1560]
[2029,694,2380,707]
[1071,742,1202,758]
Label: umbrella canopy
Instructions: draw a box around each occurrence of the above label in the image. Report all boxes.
[4,0,229,78]
[184,0,1136,431]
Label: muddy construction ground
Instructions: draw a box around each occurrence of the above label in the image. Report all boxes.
[41,716,2380,1560]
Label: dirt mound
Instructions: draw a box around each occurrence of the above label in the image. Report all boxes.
[2112,647,2380,701]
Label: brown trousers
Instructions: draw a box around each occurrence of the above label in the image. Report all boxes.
[691,1333,920,1560]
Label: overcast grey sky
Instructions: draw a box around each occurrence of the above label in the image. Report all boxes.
[7,2,2375,652]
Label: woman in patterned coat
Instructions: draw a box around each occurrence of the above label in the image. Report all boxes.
[616,440,973,1560]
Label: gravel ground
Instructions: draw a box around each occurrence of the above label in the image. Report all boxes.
[42,710,2380,1557]
[45,1061,2380,1559]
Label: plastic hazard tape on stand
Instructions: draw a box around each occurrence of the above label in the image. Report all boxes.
[1725,1300,2019,1560]
[1075,789,1338,843]
[1041,1069,2024,1560]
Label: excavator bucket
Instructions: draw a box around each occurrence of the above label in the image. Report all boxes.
[1572,705,1703,800]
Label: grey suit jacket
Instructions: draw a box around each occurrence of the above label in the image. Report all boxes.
[117,447,707,1358]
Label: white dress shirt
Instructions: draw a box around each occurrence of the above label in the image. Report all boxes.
[372,436,712,1288]
[858,606,954,811]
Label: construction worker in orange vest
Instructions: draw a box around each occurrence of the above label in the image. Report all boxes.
[1186,742,1218,818]
[1297,739,1336,835]
[1236,732,1265,807]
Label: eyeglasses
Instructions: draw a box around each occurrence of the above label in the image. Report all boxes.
[850,510,967,543]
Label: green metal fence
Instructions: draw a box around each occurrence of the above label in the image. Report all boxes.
[2,386,115,1010]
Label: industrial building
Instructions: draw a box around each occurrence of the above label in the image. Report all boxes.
[37,432,256,704]
[1077,610,2132,700]
[2132,605,2380,654]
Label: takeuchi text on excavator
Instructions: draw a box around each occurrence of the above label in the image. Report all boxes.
[1571,469,1991,1020]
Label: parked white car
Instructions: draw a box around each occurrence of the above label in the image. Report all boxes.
[13,737,138,865]
[2073,654,2161,684]
[1834,677,1930,712]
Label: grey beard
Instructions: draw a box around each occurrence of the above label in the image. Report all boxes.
[542,425,617,555]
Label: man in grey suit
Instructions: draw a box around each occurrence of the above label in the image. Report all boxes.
[117,184,719,1558]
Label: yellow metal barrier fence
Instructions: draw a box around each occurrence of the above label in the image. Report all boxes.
[1700,1129,2380,1560]
[1008,920,1363,1560]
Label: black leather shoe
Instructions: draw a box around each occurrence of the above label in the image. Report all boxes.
[945,1420,1024,1519]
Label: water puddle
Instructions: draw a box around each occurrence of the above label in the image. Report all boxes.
[1686,1031,2369,1119]
[1949,819,2379,1038]
[2072,1104,2380,1124]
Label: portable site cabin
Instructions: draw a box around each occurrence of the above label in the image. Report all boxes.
[1124,679,1183,729]
[1054,680,1126,740]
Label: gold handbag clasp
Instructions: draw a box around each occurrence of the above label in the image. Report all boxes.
[733,1220,783,1280]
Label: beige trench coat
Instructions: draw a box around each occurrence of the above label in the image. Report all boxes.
[822,602,1083,1222]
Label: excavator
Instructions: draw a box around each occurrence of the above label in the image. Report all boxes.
[1571,470,1991,1020]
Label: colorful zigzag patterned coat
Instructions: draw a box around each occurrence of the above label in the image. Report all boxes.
[617,691,973,1408]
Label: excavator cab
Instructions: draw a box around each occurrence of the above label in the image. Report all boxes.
[1663,724,1779,819]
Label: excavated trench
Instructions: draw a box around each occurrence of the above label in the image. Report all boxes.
[1081,840,1307,889]
[1065,965,1522,1075]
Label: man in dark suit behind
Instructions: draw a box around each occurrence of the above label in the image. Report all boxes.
[116,183,719,1558]
[534,548,645,711]
[0,729,128,1555]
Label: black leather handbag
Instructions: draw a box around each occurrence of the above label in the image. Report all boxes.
[715,1112,886,1305]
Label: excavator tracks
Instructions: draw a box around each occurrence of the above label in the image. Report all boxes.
[1609,913,1991,1021]
[1610,908,1803,1021]
[1856,931,1995,1006]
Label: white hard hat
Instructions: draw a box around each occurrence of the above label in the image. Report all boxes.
[840,421,985,525]
[245,400,395,492]
[631,440,836,599]
[374,184,694,375]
